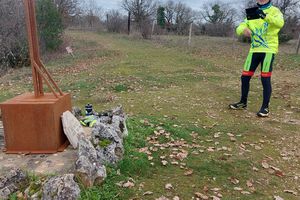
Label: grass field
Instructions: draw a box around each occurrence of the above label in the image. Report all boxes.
[2,31,300,200]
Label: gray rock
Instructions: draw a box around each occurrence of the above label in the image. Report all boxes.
[62,111,85,149]
[42,174,80,200]
[92,122,124,165]
[95,142,124,165]
[72,107,82,119]
[111,106,124,116]
[92,122,123,145]
[75,138,107,187]
[98,116,111,124]
[111,115,128,138]
[0,168,27,200]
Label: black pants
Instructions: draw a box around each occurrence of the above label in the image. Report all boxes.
[240,52,275,109]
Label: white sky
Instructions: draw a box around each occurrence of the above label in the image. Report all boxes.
[97,0,247,11]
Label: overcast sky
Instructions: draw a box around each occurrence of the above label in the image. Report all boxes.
[97,0,246,11]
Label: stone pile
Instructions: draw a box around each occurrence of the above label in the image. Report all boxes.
[0,168,27,200]
[74,106,128,187]
[42,174,80,200]
[75,137,107,187]
[0,106,128,199]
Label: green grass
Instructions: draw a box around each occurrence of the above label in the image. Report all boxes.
[3,31,300,200]
[114,84,128,92]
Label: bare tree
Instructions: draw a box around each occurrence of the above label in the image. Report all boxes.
[106,10,127,33]
[201,2,236,24]
[53,0,79,20]
[273,0,300,17]
[200,1,236,37]
[173,2,195,35]
[164,0,175,31]
[81,0,103,28]
[0,0,29,71]
[122,0,157,38]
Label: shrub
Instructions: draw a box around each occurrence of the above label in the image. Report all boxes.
[36,0,64,51]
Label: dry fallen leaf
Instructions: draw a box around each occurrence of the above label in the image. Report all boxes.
[246,180,253,188]
[184,169,194,176]
[143,191,153,195]
[122,181,135,188]
[262,160,270,169]
[253,167,259,172]
[255,145,262,150]
[173,196,180,200]
[171,161,179,165]
[194,192,209,200]
[274,196,284,200]
[156,196,169,200]
[227,133,235,137]
[161,160,168,166]
[284,190,298,195]
[270,166,284,177]
[211,188,221,192]
[165,183,173,190]
[234,187,243,191]
[175,152,188,161]
[229,177,239,185]
[214,132,220,138]
[241,191,251,195]
[116,181,124,187]
[148,156,153,161]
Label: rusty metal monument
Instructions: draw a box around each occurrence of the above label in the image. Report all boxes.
[0,0,71,154]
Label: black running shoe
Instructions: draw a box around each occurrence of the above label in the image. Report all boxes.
[229,102,247,110]
[257,108,269,117]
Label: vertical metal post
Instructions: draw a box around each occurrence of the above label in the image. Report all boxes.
[188,22,193,47]
[296,32,300,54]
[24,0,44,97]
[128,11,131,35]
[151,20,155,36]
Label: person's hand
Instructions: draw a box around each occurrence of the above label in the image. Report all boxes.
[256,9,266,19]
[243,28,252,37]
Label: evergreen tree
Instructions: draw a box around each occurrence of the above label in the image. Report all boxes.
[36,0,64,51]
[157,6,166,28]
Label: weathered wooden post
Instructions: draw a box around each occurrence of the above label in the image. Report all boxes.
[0,0,72,154]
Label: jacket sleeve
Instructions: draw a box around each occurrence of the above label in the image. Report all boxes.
[236,19,249,36]
[264,9,284,28]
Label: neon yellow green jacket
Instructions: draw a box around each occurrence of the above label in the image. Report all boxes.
[236,4,284,54]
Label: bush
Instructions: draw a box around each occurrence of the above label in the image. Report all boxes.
[279,32,293,43]
[0,0,65,71]
[0,0,29,71]
[0,43,30,69]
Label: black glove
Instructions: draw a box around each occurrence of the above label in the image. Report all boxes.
[256,9,266,19]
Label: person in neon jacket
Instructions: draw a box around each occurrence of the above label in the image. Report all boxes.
[229,0,284,117]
